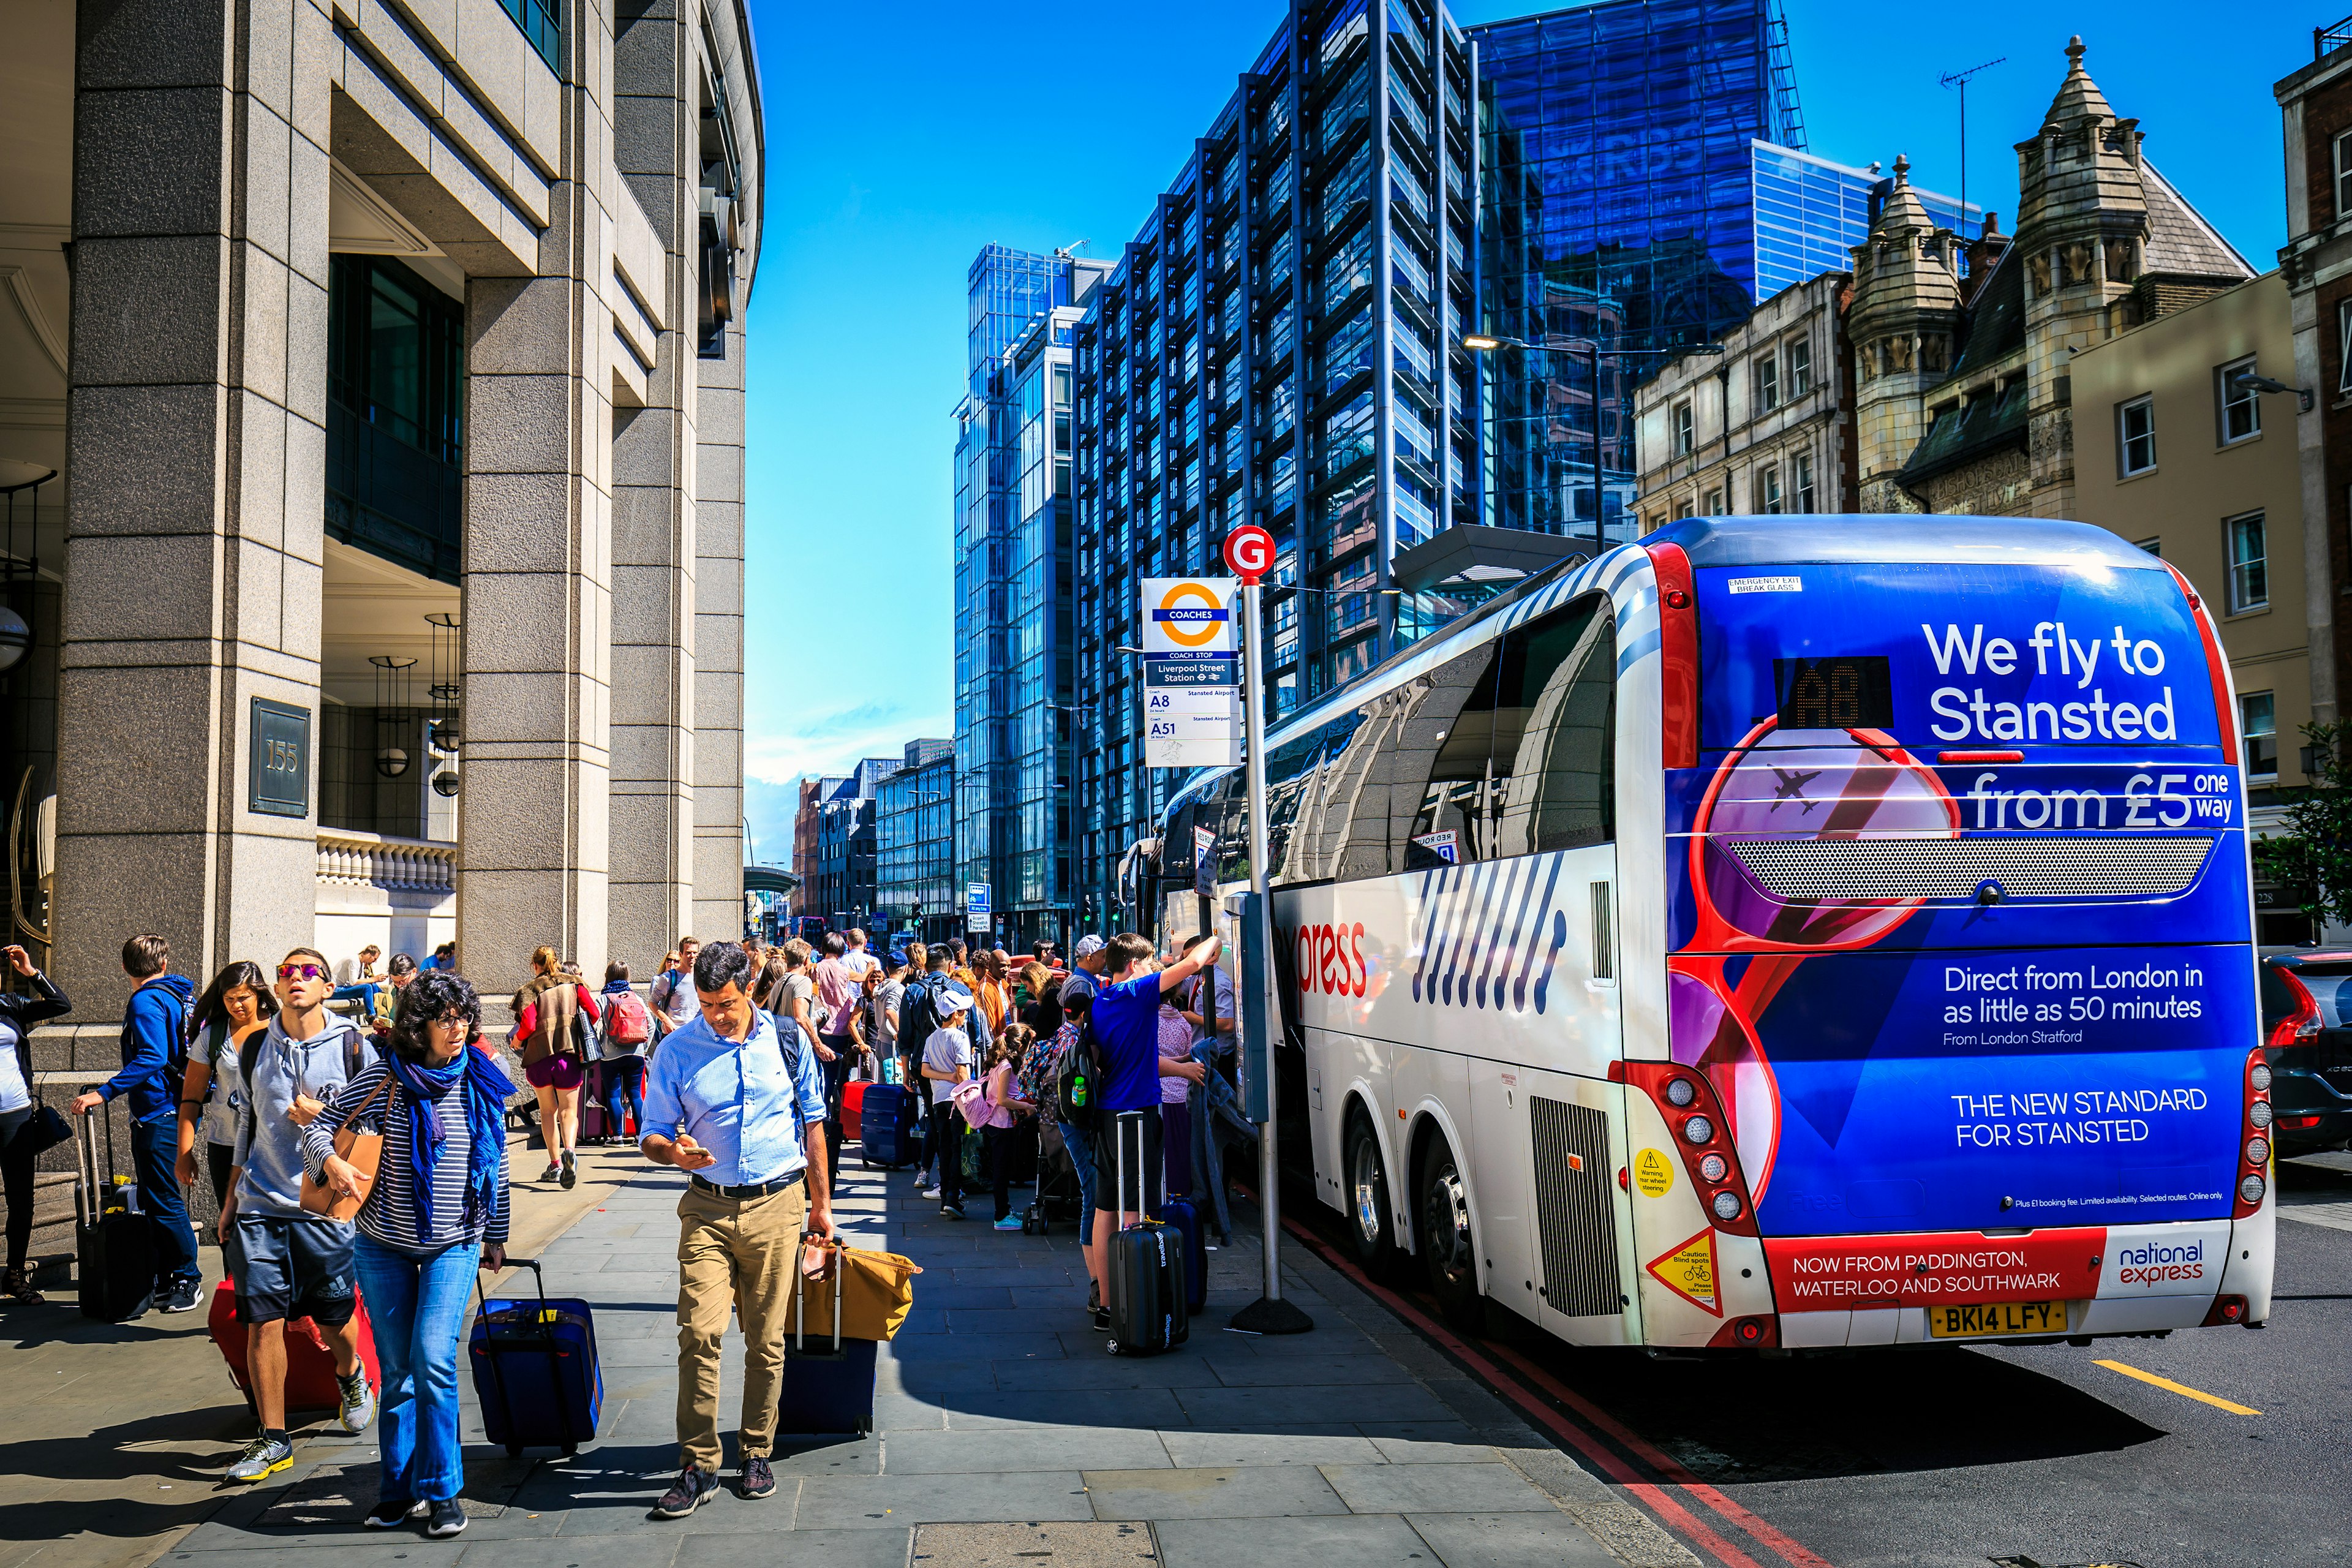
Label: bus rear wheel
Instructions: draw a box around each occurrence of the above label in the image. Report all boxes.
[1417,1137,1485,1332]
[1344,1112,1400,1280]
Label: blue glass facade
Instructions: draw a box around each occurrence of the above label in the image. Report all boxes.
[876,739,957,944]
[956,247,1110,950]
[1470,0,1803,550]
[1751,141,1982,304]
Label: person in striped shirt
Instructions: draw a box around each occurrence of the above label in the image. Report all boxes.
[306,971,511,1539]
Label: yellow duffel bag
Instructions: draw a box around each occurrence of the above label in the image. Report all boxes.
[788,1236,924,1343]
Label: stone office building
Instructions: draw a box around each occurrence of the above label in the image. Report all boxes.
[0,0,764,1011]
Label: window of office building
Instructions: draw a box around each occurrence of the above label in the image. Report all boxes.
[1754,350,1779,412]
[1793,451,1814,511]
[2340,302,2352,394]
[325,255,464,584]
[2225,510,2267,612]
[2117,394,2155,476]
[1760,463,1782,513]
[2240,692,2277,778]
[2338,128,2352,222]
[1672,399,1694,456]
[1786,335,1811,398]
[2135,537,2160,556]
[1705,484,1724,514]
[1673,496,1695,519]
[2217,358,2261,445]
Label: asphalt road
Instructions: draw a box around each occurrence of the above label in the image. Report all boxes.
[1477,1152,2352,1568]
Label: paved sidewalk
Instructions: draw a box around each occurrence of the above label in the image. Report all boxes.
[7,1138,1694,1568]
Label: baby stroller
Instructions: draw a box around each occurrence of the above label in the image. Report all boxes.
[1020,1119,1085,1235]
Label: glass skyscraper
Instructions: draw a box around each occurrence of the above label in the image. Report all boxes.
[1751,141,1983,303]
[956,246,1112,950]
[1069,0,1480,932]
[1470,0,1803,548]
[875,738,957,944]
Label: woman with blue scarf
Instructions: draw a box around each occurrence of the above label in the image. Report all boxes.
[304,971,510,1539]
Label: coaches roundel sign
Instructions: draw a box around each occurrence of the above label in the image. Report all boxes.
[1223,524,1275,585]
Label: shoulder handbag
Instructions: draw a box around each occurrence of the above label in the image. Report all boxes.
[300,1074,395,1221]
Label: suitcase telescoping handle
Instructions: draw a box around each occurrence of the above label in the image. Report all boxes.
[73,1088,97,1227]
[794,1231,842,1353]
[472,1256,581,1450]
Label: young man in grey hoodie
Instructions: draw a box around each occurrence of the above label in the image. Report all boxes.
[215,947,377,1482]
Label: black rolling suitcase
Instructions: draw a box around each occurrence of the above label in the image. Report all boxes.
[778,1234,877,1436]
[74,1102,154,1322]
[1104,1112,1187,1357]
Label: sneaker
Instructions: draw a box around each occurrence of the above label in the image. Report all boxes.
[918,1186,941,1201]
[1091,1304,1112,1332]
[993,1214,1023,1231]
[540,1163,562,1183]
[225,1433,294,1483]
[653,1465,720,1519]
[337,1370,377,1434]
[940,1202,965,1221]
[159,1278,203,1313]
[363,1498,426,1528]
[739,1455,776,1499]
[560,1150,578,1189]
[425,1499,467,1539]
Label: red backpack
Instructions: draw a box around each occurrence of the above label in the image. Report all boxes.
[608,992,654,1047]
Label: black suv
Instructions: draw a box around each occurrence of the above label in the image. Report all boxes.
[2258,949,2352,1156]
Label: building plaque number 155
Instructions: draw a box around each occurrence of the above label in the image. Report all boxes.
[249,697,311,818]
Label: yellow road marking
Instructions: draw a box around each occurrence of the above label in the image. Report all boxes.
[2094,1359,2261,1415]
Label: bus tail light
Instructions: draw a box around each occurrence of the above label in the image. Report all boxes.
[2201,1294,2248,1327]
[1621,1063,1757,1237]
[1644,541,1699,770]
[2162,560,2239,767]
[2234,1046,2270,1220]
[1709,1314,1777,1349]
[2267,968,2322,1050]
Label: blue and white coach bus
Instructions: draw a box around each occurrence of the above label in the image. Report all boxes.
[1156,516,2271,1351]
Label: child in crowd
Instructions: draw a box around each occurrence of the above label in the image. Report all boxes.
[919,987,976,1220]
[984,1025,1038,1231]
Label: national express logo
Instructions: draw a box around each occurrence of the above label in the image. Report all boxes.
[2114,1238,2207,1288]
[1152,582,1231,648]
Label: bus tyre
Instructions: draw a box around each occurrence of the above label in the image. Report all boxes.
[1344,1112,1401,1280]
[1417,1137,1485,1332]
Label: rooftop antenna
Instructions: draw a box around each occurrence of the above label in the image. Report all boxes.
[1939,57,2005,236]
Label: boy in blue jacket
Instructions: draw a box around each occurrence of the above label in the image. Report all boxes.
[70,934,202,1312]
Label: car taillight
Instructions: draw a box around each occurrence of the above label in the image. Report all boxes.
[1618,1063,1758,1237]
[1709,1314,1777,1348]
[2234,1046,2270,1220]
[2268,968,2323,1050]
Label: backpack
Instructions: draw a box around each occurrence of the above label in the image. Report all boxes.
[607,992,654,1047]
[767,1010,805,1079]
[898,974,942,1059]
[1053,1016,1105,1135]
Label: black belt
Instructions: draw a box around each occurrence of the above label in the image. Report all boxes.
[690,1169,804,1201]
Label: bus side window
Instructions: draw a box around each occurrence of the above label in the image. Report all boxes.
[1491,594,1616,858]
[1401,644,1501,870]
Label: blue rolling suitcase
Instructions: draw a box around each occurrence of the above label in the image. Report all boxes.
[778,1235,877,1436]
[859,1083,916,1169]
[470,1259,605,1457]
[1155,1196,1209,1315]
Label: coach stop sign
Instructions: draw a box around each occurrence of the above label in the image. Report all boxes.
[1140,576,1240,767]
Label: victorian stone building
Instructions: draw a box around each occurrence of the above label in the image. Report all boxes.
[1853,37,2253,516]
[0,0,763,1012]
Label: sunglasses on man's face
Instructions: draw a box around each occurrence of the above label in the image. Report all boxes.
[277,963,329,982]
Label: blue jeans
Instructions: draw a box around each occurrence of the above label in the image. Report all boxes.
[129,1115,200,1289]
[351,1234,481,1504]
[1057,1120,1098,1226]
[601,1058,644,1133]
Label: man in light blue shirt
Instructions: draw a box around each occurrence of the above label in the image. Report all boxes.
[639,941,831,1518]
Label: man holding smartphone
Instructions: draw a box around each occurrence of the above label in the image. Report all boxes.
[639,941,832,1518]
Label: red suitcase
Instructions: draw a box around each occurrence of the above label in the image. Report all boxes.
[843,1079,869,1142]
[208,1280,381,1417]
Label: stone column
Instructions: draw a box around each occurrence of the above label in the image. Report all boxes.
[52,0,334,1008]
[456,4,618,993]
[692,1,755,943]
[605,0,699,971]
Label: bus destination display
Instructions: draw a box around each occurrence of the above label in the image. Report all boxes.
[1774,655,1893,730]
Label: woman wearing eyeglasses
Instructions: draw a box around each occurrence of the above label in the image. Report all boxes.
[305,970,511,1539]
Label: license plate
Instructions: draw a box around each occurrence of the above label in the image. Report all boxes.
[1927,1299,2067,1338]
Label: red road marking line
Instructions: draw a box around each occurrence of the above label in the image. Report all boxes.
[1273,1212,1773,1568]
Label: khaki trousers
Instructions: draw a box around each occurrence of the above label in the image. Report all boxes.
[674,1177,807,1471]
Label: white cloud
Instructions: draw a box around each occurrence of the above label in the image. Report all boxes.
[741,698,954,868]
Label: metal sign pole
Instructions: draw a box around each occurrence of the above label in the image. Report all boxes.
[1230,568,1311,1335]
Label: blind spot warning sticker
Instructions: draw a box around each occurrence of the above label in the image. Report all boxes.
[1632,1147,1676,1198]
[1647,1229,1722,1316]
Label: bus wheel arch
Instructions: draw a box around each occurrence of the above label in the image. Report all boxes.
[1341,1102,1404,1280]
[1415,1128,1487,1332]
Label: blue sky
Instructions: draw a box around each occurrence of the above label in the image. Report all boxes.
[737,0,2305,865]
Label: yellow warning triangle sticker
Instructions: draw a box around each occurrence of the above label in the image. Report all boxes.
[1645,1228,1722,1317]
